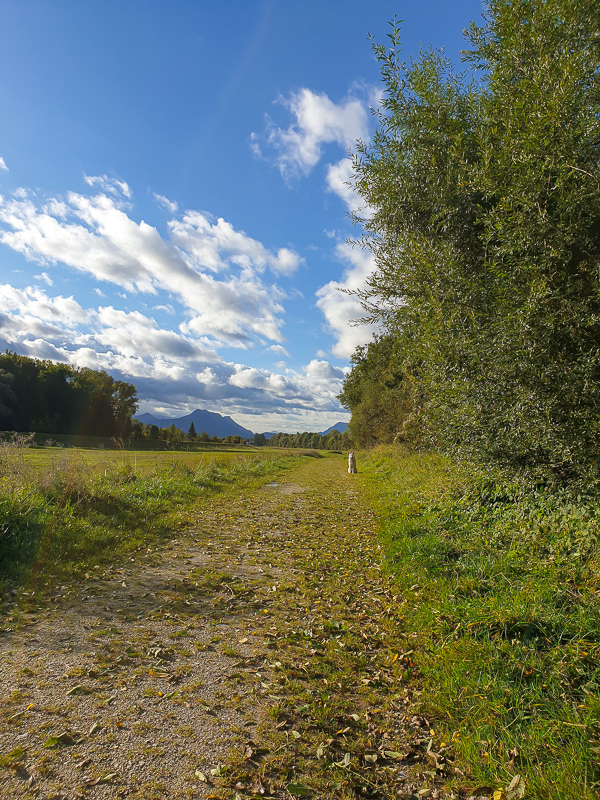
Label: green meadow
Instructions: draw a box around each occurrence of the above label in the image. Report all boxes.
[23,444,266,473]
[0,436,311,597]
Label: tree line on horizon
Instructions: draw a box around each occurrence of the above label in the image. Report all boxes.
[0,350,349,451]
[129,421,349,450]
[130,419,246,445]
[340,0,600,482]
[0,351,138,438]
[261,428,349,450]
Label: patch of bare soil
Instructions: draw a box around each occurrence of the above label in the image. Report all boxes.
[0,456,453,800]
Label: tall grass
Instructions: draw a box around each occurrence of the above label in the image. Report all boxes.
[361,446,600,799]
[0,434,302,596]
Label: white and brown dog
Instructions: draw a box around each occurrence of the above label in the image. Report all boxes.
[348,451,357,474]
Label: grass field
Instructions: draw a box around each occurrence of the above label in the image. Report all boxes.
[22,445,273,474]
[362,446,600,799]
[0,436,316,600]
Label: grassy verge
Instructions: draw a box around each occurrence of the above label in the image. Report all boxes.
[361,446,600,799]
[0,435,312,602]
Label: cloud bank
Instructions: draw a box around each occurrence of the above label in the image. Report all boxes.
[0,282,348,430]
[0,85,385,427]
[0,183,302,349]
[0,174,356,430]
[316,243,378,359]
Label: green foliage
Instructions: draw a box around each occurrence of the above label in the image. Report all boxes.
[266,429,349,450]
[350,0,600,479]
[338,333,422,447]
[0,351,138,438]
[363,446,600,797]
[0,369,17,424]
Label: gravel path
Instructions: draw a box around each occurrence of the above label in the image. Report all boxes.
[0,455,453,800]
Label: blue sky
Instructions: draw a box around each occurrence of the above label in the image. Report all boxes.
[0,0,483,432]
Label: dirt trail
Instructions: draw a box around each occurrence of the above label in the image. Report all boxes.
[0,455,451,800]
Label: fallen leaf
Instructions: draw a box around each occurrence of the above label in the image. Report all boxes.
[66,685,93,696]
[333,752,351,767]
[383,750,405,760]
[506,775,525,800]
[43,732,74,748]
[286,782,312,796]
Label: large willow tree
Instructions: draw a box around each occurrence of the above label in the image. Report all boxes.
[350,0,600,478]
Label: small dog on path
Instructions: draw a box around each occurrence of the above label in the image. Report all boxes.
[348,451,357,474]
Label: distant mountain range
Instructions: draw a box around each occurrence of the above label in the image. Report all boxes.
[260,422,347,440]
[135,409,348,439]
[135,409,253,439]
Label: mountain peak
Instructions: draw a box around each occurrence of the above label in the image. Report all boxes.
[135,408,253,438]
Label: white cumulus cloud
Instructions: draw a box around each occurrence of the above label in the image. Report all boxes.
[0,183,302,348]
[169,210,302,276]
[256,88,369,179]
[326,157,375,215]
[255,87,377,213]
[267,344,290,357]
